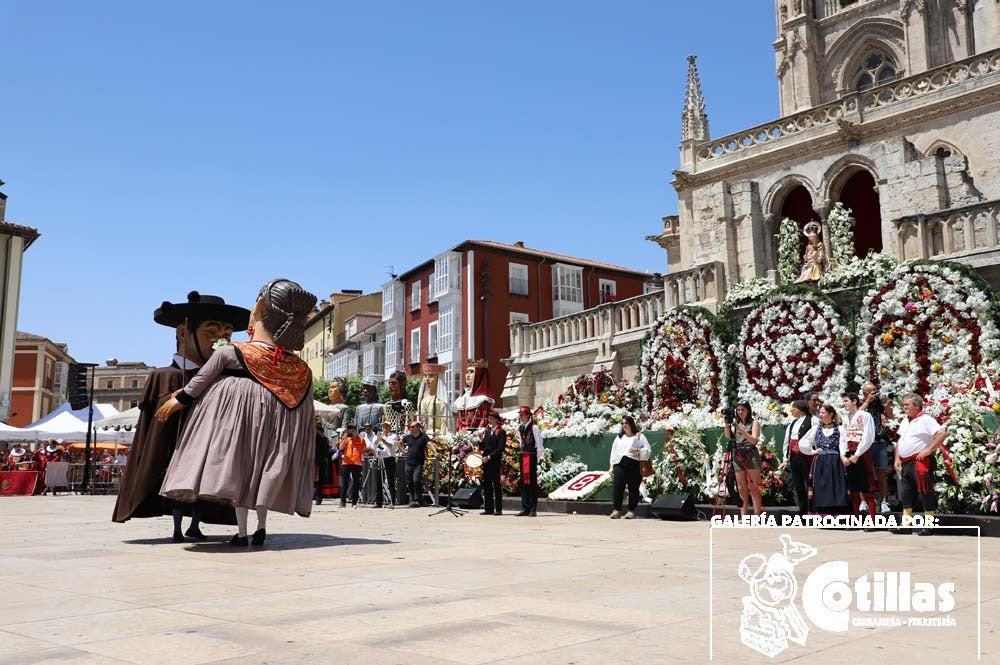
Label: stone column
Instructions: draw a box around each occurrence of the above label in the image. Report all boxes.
[902,0,932,72]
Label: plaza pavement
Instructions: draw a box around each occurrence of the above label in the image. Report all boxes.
[0,496,996,665]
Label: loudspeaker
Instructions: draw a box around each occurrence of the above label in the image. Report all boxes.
[452,488,483,509]
[649,493,696,521]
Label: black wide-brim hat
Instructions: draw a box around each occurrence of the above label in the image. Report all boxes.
[154,291,251,330]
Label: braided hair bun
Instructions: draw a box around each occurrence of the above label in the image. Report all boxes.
[257,279,317,351]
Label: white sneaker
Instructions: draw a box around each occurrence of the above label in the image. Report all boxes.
[858,500,869,514]
[624,511,636,520]
[610,510,621,519]
[881,501,892,514]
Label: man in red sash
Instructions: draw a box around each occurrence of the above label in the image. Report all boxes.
[841,393,876,518]
[516,406,543,517]
[893,394,948,536]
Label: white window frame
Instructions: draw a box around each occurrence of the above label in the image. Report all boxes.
[510,312,530,324]
[553,264,584,303]
[508,263,529,296]
[427,321,439,358]
[411,280,421,311]
[599,278,617,303]
[410,328,421,364]
[362,345,376,378]
[438,305,454,353]
[381,283,395,320]
[433,256,450,298]
[385,330,398,369]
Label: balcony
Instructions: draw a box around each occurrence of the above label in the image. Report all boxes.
[687,47,1000,177]
[896,199,1000,267]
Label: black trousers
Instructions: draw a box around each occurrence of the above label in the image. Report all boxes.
[613,457,642,511]
[899,457,937,512]
[340,464,362,504]
[315,458,332,498]
[788,454,811,515]
[520,452,538,513]
[481,464,503,514]
[406,461,424,504]
[373,458,397,506]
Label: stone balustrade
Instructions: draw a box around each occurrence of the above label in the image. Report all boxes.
[896,199,1000,263]
[695,47,1000,168]
[662,261,727,309]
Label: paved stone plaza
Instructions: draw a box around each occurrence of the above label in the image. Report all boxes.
[1,496,997,664]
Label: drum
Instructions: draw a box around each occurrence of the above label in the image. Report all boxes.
[464,452,483,475]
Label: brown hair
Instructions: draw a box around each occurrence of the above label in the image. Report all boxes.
[257,279,317,351]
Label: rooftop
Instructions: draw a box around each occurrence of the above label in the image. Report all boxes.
[0,221,41,249]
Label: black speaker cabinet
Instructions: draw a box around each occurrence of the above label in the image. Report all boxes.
[452,487,483,509]
[649,493,696,520]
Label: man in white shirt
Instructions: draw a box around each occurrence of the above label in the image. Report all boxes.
[371,422,399,507]
[893,394,947,536]
[779,400,815,516]
[516,406,544,517]
[841,392,876,518]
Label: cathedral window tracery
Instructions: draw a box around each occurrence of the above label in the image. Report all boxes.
[854,51,897,91]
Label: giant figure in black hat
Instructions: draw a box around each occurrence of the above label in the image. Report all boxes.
[112,291,251,542]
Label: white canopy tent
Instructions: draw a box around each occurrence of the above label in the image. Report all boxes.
[0,421,39,442]
[94,407,140,430]
[16,403,129,443]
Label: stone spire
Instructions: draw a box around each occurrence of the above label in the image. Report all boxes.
[681,54,710,142]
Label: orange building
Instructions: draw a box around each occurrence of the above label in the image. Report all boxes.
[9,331,75,427]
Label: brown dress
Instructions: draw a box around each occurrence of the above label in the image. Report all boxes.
[112,363,236,525]
[160,343,316,517]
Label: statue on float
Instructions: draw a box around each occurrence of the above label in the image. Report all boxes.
[417,363,450,435]
[796,221,829,283]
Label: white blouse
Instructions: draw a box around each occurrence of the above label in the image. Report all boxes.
[609,434,651,467]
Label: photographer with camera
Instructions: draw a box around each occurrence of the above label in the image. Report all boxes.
[371,422,399,507]
[724,402,763,516]
[861,381,895,514]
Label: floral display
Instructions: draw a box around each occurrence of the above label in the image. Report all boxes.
[643,420,710,499]
[640,307,728,413]
[722,276,777,310]
[535,371,642,438]
[855,261,1000,397]
[737,291,852,422]
[817,251,897,290]
[777,217,802,285]
[539,454,589,494]
[548,471,612,501]
[826,202,856,269]
[426,427,552,497]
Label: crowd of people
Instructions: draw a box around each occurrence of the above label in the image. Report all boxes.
[724,382,951,536]
[1,440,130,495]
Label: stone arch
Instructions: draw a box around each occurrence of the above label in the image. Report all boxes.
[823,19,907,96]
[923,139,964,159]
[825,156,883,257]
[766,176,822,270]
[763,174,821,220]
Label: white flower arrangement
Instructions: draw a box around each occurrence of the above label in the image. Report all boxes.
[855,262,1000,397]
[539,454,590,494]
[826,202,856,270]
[777,217,802,285]
[737,292,852,424]
[548,471,611,501]
[640,308,729,411]
[722,277,778,309]
[817,252,897,290]
[644,420,710,498]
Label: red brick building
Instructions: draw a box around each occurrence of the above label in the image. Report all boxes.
[9,331,74,427]
[381,240,654,407]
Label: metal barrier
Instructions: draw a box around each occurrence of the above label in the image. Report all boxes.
[65,463,125,494]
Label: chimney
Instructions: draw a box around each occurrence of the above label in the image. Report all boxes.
[514,241,525,248]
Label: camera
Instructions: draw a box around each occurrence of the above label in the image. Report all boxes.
[721,406,736,425]
[876,390,893,400]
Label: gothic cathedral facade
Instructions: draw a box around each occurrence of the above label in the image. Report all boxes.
[661,0,1000,309]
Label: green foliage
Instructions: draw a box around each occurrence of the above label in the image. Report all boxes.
[312,378,331,404]
[378,376,422,404]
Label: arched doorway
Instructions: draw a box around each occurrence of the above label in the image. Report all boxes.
[779,185,821,257]
[836,170,882,257]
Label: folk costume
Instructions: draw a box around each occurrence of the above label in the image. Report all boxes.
[417,364,449,435]
[5,445,31,471]
[37,442,64,495]
[801,424,849,514]
[161,341,315,516]
[478,413,506,515]
[516,407,543,517]
[896,413,952,518]
[843,408,876,516]
[453,361,494,432]
[113,293,248,530]
[781,413,815,515]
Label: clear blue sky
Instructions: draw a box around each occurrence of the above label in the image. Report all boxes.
[4,1,778,365]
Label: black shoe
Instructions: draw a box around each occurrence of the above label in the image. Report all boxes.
[917,528,934,536]
[315,497,323,505]
[229,534,249,546]
[172,531,184,543]
[529,510,537,517]
[251,529,266,546]
[185,526,207,541]
[409,501,421,508]
[480,510,494,515]
[339,501,347,507]
[495,512,503,516]
[890,528,912,535]
[515,510,529,517]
